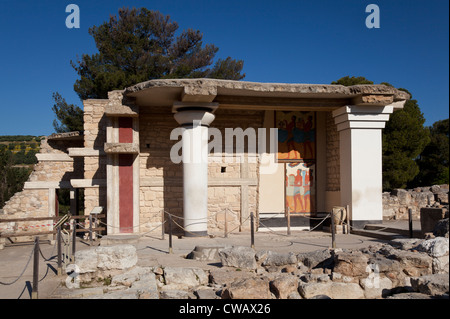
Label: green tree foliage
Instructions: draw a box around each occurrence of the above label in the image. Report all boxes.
[71,7,245,100]
[11,150,38,165]
[331,76,374,86]
[52,7,246,133]
[413,119,449,186]
[0,135,38,142]
[51,92,84,133]
[332,76,430,190]
[0,148,32,208]
[382,93,430,190]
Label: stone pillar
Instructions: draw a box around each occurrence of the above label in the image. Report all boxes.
[332,105,394,229]
[104,114,140,235]
[173,103,218,236]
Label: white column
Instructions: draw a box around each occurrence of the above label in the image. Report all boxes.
[173,104,217,236]
[332,105,394,229]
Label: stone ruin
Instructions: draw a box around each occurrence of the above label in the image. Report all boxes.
[53,221,449,299]
[383,184,449,220]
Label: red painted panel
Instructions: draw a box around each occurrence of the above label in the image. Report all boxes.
[119,117,133,143]
[119,154,134,233]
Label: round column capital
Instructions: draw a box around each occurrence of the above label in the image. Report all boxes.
[174,109,216,127]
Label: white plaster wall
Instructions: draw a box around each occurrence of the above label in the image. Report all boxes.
[340,128,383,222]
[351,128,383,221]
[259,159,285,214]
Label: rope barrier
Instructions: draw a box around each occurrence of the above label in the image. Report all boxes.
[332,211,406,233]
[39,243,56,262]
[82,207,333,241]
[258,220,291,237]
[0,245,35,286]
[0,206,335,298]
[224,215,251,236]
[309,214,331,232]
[257,214,330,236]
[170,219,211,238]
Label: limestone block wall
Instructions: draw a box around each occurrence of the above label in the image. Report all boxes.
[208,109,263,234]
[138,106,263,235]
[138,106,182,234]
[83,99,107,216]
[83,100,108,150]
[383,184,449,220]
[0,189,49,239]
[0,136,83,242]
[326,112,340,192]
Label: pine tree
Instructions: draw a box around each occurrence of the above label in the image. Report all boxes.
[382,93,430,190]
[51,92,84,133]
[413,118,449,186]
[331,75,374,86]
[71,7,245,100]
[53,7,245,132]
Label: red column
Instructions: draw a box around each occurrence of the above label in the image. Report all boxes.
[118,117,134,233]
[119,154,133,233]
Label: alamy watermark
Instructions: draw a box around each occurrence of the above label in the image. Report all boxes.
[64,5,379,31]
[65,4,80,29]
[65,264,81,289]
[365,4,380,29]
[169,124,279,174]
[365,263,381,288]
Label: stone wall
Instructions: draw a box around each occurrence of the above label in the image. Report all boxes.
[207,109,262,234]
[0,189,49,237]
[139,105,182,234]
[138,106,263,235]
[383,184,449,220]
[83,99,107,216]
[0,135,83,242]
[326,112,340,192]
[57,236,449,299]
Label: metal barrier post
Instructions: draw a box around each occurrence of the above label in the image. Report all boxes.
[161,210,165,240]
[72,219,76,261]
[287,207,291,236]
[330,210,336,249]
[250,212,255,249]
[168,213,173,254]
[408,208,413,238]
[224,209,228,238]
[346,204,350,234]
[62,230,70,272]
[31,237,39,299]
[89,214,93,246]
[57,227,62,276]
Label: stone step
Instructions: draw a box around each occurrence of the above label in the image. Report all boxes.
[258,214,311,231]
[350,228,406,241]
[100,235,140,246]
[364,224,422,237]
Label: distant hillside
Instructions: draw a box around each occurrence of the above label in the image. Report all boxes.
[0,135,44,142]
[0,135,44,165]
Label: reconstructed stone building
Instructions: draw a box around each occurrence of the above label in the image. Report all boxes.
[1,79,410,238]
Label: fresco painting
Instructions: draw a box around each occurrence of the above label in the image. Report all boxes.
[285,162,315,214]
[276,111,315,160]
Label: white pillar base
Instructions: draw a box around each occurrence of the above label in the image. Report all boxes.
[173,104,217,236]
[333,105,394,228]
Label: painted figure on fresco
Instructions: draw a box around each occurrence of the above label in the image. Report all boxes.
[286,162,315,213]
[277,111,315,160]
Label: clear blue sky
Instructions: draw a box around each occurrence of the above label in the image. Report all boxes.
[0,0,448,136]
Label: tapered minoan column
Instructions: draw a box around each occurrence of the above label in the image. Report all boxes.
[173,103,218,236]
[332,105,394,229]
